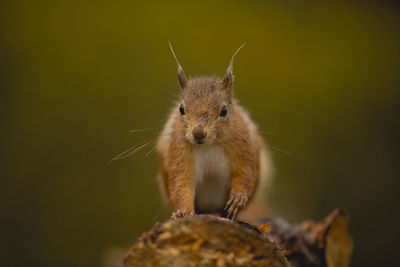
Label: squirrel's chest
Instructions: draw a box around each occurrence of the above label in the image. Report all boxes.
[193,145,231,212]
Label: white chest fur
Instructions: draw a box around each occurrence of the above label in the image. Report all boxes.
[193,145,231,212]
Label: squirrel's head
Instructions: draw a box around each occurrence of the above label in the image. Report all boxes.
[169,42,245,145]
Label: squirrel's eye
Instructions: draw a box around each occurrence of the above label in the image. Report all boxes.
[220,106,228,117]
[179,104,185,115]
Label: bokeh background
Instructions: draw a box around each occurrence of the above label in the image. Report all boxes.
[1,0,399,266]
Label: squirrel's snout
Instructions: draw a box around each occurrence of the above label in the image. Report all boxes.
[192,126,207,144]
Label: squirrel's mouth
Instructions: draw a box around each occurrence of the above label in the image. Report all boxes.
[186,134,214,146]
[191,136,206,145]
[188,137,208,146]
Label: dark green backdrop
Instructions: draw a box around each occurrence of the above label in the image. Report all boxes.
[1,1,399,266]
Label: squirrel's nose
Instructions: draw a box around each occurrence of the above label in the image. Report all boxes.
[192,126,207,143]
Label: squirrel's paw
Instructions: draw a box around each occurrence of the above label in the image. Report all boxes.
[171,209,194,220]
[225,191,248,220]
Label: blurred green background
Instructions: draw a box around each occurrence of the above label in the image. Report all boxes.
[0,0,399,266]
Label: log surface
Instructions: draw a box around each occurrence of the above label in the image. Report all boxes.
[123,209,352,267]
[123,215,290,267]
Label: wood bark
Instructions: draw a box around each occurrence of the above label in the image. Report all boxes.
[123,209,352,267]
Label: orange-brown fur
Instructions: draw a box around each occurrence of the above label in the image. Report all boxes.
[156,44,272,221]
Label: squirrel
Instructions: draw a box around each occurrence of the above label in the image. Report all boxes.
[156,42,273,222]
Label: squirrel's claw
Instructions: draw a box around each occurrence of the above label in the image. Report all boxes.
[225,191,248,220]
[171,209,194,220]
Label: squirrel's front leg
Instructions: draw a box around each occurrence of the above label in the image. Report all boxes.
[168,139,195,219]
[225,174,255,220]
[169,176,194,219]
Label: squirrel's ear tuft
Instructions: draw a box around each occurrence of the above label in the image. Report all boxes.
[169,41,188,89]
[223,43,246,93]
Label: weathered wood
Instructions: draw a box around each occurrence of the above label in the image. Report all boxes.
[123,209,352,267]
[123,215,290,267]
[267,208,353,267]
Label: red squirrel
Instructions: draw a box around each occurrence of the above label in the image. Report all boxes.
[156,43,273,222]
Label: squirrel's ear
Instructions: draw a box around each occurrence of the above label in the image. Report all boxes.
[223,43,246,92]
[169,41,188,89]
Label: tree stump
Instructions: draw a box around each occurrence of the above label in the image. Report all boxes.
[123,209,352,267]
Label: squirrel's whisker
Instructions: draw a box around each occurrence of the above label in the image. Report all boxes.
[266,145,294,156]
[109,138,157,163]
[130,127,161,133]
